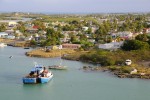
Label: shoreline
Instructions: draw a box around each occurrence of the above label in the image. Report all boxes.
[25,48,150,79]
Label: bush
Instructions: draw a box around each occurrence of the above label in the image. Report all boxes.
[121,40,150,51]
[121,66,132,73]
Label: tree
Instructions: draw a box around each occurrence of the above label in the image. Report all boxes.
[30,40,37,46]
[135,34,148,42]
[121,40,150,51]
[0,24,6,32]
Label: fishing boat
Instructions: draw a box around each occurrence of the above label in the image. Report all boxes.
[22,64,53,84]
[48,65,67,70]
[48,49,67,70]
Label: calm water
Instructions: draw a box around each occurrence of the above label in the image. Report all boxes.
[0,47,150,100]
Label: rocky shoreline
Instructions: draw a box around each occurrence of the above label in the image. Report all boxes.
[82,65,150,79]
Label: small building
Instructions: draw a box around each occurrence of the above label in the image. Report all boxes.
[6,35,15,39]
[8,21,18,27]
[98,41,123,50]
[62,44,81,49]
[82,27,89,31]
[0,32,8,38]
[5,29,14,34]
[111,31,133,39]
[143,28,150,33]
[26,28,38,33]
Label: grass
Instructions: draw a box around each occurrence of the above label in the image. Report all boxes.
[26,48,76,58]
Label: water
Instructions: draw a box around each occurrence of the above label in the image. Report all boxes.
[0,47,150,100]
[0,17,32,23]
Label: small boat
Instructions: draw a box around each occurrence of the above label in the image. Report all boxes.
[48,65,67,70]
[125,59,132,65]
[22,65,53,84]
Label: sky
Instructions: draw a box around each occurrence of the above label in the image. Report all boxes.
[0,0,150,13]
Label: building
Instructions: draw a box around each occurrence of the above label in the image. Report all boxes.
[82,27,89,31]
[26,28,38,33]
[111,31,133,39]
[0,32,8,38]
[8,21,18,27]
[62,44,81,49]
[98,41,123,50]
[5,29,14,34]
[143,28,150,33]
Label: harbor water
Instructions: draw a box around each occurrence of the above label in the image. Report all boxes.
[0,47,150,100]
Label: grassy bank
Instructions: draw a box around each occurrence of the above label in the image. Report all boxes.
[26,48,76,58]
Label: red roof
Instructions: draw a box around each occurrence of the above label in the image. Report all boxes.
[32,26,39,29]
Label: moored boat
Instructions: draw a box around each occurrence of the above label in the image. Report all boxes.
[22,65,53,84]
[39,72,53,83]
[48,65,67,70]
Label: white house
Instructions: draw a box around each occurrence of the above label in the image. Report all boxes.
[82,27,89,31]
[8,21,18,26]
[98,41,123,50]
[6,35,15,39]
[0,32,8,38]
[111,31,133,39]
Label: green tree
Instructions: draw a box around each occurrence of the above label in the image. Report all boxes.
[121,40,150,51]
[135,34,148,42]
[0,24,6,32]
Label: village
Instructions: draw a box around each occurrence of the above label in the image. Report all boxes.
[0,12,150,50]
[1,12,150,79]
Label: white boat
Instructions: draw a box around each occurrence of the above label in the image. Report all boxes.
[125,59,132,65]
[0,43,7,47]
[48,65,67,70]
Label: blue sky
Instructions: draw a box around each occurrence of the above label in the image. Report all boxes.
[0,0,150,13]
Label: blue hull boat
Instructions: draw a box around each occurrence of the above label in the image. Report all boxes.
[23,77,37,84]
[23,65,53,84]
[39,73,53,83]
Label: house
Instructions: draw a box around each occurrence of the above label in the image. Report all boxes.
[45,45,62,51]
[82,27,89,31]
[88,39,95,44]
[6,35,15,39]
[26,28,38,33]
[0,32,8,38]
[5,29,14,34]
[143,28,150,33]
[62,44,81,49]
[44,22,49,28]
[111,31,133,39]
[8,21,18,27]
[98,41,123,50]
[24,36,33,41]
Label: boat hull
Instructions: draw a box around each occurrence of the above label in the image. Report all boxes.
[48,65,67,70]
[22,77,37,84]
[39,74,53,83]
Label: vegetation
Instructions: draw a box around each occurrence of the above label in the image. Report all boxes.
[78,49,150,66]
